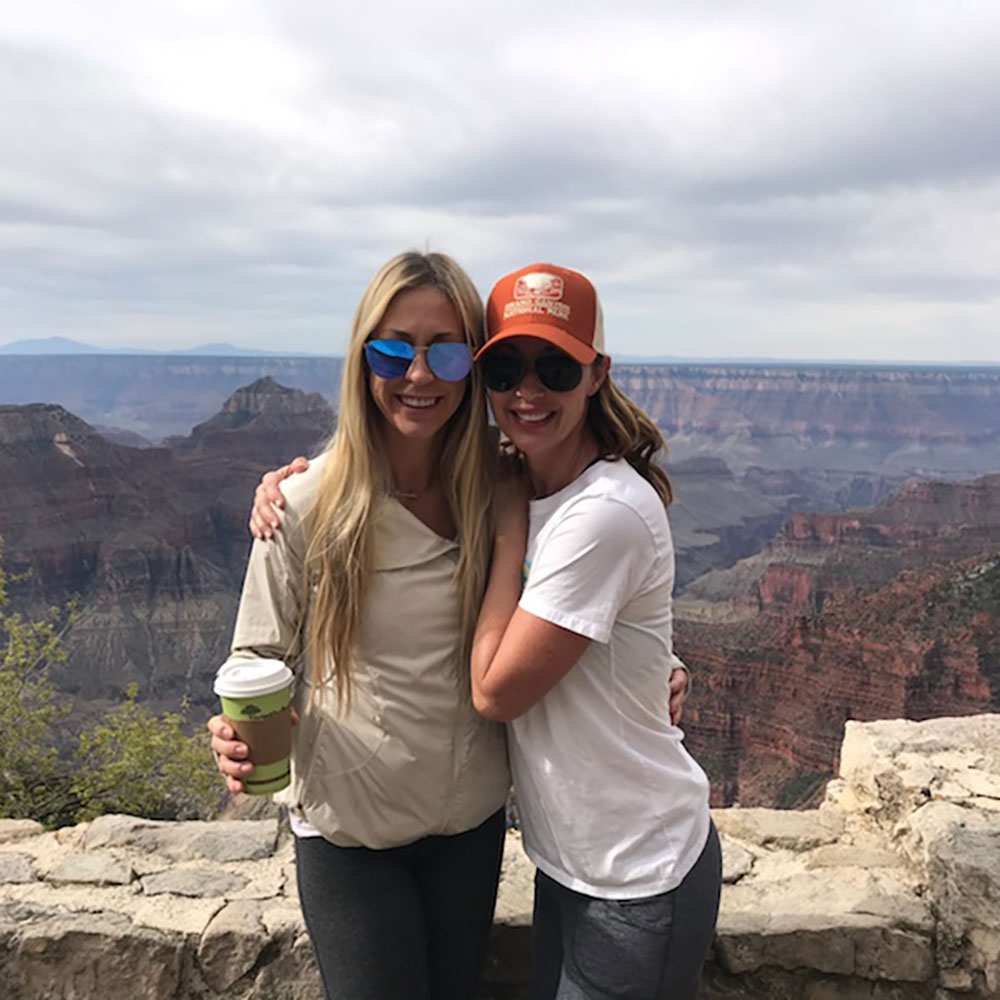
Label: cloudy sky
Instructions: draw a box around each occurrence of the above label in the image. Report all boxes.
[3,1,999,362]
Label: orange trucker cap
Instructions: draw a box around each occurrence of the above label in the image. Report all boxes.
[476,263,605,364]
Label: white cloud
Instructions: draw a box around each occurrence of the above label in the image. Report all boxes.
[1,0,999,360]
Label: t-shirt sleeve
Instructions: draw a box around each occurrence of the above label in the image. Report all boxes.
[519,496,656,643]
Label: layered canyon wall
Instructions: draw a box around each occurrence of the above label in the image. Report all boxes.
[0,380,332,707]
[3,357,999,479]
[677,476,1000,806]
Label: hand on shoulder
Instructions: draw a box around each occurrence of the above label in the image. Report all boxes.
[250,456,310,539]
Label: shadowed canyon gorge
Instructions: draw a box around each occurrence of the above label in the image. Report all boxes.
[2,359,999,805]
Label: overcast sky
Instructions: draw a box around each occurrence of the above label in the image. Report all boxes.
[2,1,999,362]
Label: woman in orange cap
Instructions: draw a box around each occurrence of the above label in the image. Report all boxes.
[469,263,721,1000]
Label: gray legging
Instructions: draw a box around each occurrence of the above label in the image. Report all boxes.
[295,808,505,1000]
[531,822,722,1000]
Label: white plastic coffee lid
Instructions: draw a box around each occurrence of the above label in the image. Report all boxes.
[214,657,293,698]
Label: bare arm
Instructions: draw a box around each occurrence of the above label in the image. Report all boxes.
[471,471,592,721]
[474,489,691,725]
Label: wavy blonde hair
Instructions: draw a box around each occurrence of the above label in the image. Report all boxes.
[588,371,673,506]
[303,252,493,707]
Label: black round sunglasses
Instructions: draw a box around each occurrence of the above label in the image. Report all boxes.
[478,350,584,393]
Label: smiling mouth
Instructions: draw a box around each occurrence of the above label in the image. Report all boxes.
[510,410,553,426]
[399,395,440,409]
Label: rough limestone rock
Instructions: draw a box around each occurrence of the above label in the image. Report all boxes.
[0,821,44,845]
[836,714,1000,827]
[717,869,934,981]
[47,852,134,887]
[84,816,279,862]
[244,930,324,1000]
[197,900,268,992]
[712,807,845,850]
[0,854,37,885]
[718,836,754,883]
[141,868,249,898]
[0,715,998,998]
[802,842,902,870]
[0,902,184,999]
[899,800,1000,994]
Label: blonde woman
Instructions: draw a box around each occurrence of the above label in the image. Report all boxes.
[208,252,509,1000]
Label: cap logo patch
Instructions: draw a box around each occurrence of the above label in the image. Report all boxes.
[514,273,564,300]
[505,271,571,322]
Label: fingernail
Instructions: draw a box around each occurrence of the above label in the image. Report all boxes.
[223,728,232,740]
[241,763,254,774]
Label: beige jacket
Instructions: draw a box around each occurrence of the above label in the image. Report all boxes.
[231,455,510,848]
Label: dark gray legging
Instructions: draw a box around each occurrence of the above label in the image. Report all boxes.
[295,809,505,1000]
[531,822,722,1000]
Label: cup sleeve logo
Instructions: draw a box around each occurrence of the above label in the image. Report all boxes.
[241,703,261,718]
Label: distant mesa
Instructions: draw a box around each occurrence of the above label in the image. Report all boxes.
[0,337,113,355]
[0,402,109,450]
[165,377,333,455]
[219,376,331,420]
[0,337,324,357]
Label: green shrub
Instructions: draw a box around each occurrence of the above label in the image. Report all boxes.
[72,684,220,822]
[1,537,220,826]
[0,541,76,822]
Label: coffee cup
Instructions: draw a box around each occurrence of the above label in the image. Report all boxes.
[214,657,294,795]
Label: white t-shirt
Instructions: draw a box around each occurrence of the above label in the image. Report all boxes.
[509,459,710,899]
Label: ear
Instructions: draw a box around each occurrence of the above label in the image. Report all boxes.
[587,355,610,396]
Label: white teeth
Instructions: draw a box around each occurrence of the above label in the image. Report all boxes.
[401,396,437,408]
[514,412,550,423]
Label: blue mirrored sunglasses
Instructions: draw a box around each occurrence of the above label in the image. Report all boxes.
[364,339,472,382]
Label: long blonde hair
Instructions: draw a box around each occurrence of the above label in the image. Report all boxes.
[588,371,673,506]
[303,252,493,707]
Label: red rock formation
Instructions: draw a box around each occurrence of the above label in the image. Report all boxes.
[0,381,332,704]
[678,475,1000,808]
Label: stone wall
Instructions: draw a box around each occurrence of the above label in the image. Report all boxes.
[2,714,998,999]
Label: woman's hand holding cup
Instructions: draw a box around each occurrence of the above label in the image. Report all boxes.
[208,710,300,795]
[208,715,256,794]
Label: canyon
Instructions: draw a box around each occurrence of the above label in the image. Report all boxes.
[2,362,999,808]
[0,379,332,707]
[676,475,1000,806]
[0,378,819,706]
[3,356,1000,479]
